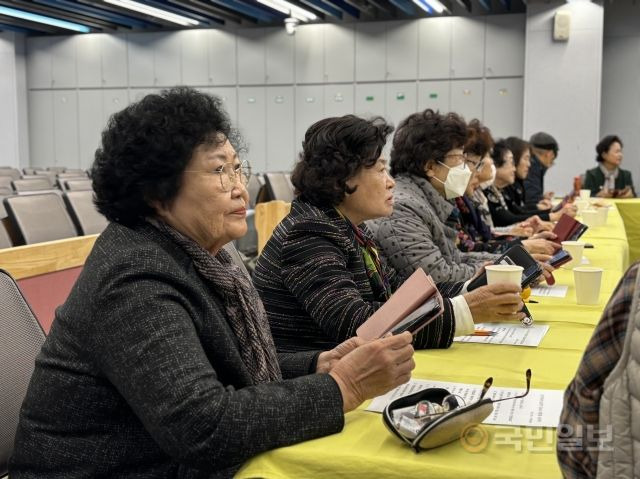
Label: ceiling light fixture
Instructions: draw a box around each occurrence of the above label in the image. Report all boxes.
[0,5,91,32]
[411,0,432,13]
[257,0,317,21]
[422,0,448,13]
[103,0,199,26]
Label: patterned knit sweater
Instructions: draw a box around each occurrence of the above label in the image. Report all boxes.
[253,198,462,354]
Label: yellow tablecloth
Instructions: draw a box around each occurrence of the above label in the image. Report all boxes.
[236,204,631,479]
[612,198,640,264]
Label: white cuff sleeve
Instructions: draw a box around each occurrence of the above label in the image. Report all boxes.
[451,295,474,337]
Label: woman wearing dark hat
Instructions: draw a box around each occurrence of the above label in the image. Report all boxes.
[583,135,635,198]
[524,131,559,204]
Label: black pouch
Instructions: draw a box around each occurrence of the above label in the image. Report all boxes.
[382,389,493,452]
[382,370,532,452]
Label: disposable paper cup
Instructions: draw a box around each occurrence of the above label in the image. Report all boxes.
[579,189,591,201]
[573,267,603,305]
[561,241,585,269]
[486,265,523,287]
[574,199,589,214]
[596,207,609,225]
[581,209,601,227]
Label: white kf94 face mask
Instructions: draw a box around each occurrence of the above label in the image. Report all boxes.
[432,162,473,199]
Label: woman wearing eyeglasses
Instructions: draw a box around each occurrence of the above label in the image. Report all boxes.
[10,88,416,478]
[452,122,560,256]
[254,114,527,355]
[370,110,499,284]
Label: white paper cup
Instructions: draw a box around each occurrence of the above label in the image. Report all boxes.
[596,207,608,225]
[573,267,603,305]
[561,241,585,269]
[579,189,591,201]
[581,209,601,227]
[486,264,523,287]
[574,199,589,214]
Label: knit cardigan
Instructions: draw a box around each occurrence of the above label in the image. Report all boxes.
[254,198,461,354]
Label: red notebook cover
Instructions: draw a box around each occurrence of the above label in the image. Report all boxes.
[552,214,583,243]
[356,268,440,341]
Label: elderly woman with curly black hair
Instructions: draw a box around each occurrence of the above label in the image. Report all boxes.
[254,115,527,355]
[9,88,416,478]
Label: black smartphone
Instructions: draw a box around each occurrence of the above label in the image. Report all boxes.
[547,250,572,268]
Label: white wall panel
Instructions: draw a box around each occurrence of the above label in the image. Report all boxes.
[324,84,354,117]
[265,28,294,85]
[238,87,266,172]
[418,18,451,80]
[324,24,354,83]
[295,24,324,84]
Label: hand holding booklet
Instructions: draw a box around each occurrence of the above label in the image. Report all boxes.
[356,268,444,340]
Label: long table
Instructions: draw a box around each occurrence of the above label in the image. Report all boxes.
[236,203,631,479]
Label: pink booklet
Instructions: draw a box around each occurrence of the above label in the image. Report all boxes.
[356,268,444,340]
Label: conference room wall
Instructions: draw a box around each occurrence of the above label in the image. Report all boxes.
[600,0,640,196]
[0,32,29,169]
[23,14,526,172]
[523,1,604,197]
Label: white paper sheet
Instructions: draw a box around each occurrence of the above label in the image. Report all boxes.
[367,379,564,428]
[530,284,568,298]
[453,323,549,347]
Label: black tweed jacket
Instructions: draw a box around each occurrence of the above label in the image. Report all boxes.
[9,222,343,479]
[253,198,462,354]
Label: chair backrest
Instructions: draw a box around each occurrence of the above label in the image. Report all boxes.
[3,193,78,244]
[255,200,292,253]
[223,242,250,278]
[47,166,66,173]
[63,190,108,235]
[12,177,51,192]
[0,176,14,191]
[0,168,20,181]
[65,179,93,191]
[0,269,46,475]
[63,169,86,176]
[0,222,11,249]
[247,174,263,208]
[264,173,295,203]
[57,176,88,190]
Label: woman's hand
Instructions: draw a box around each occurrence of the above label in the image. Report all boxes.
[463,283,525,323]
[596,188,613,198]
[537,199,552,210]
[329,332,415,413]
[530,254,554,284]
[618,186,634,198]
[550,204,577,222]
[316,337,366,374]
[521,238,560,255]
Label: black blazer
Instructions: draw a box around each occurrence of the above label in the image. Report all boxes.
[10,222,343,478]
[253,198,460,354]
[583,166,635,197]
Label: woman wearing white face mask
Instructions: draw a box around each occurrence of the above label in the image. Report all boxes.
[454,123,562,256]
[370,110,499,283]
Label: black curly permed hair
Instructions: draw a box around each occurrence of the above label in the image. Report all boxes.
[91,86,240,226]
[390,109,467,178]
[290,115,393,207]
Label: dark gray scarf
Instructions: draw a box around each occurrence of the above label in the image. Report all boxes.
[153,220,282,384]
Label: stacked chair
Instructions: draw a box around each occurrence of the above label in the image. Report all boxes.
[0,167,107,248]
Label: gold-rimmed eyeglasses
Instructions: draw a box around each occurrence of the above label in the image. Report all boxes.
[185,160,252,192]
